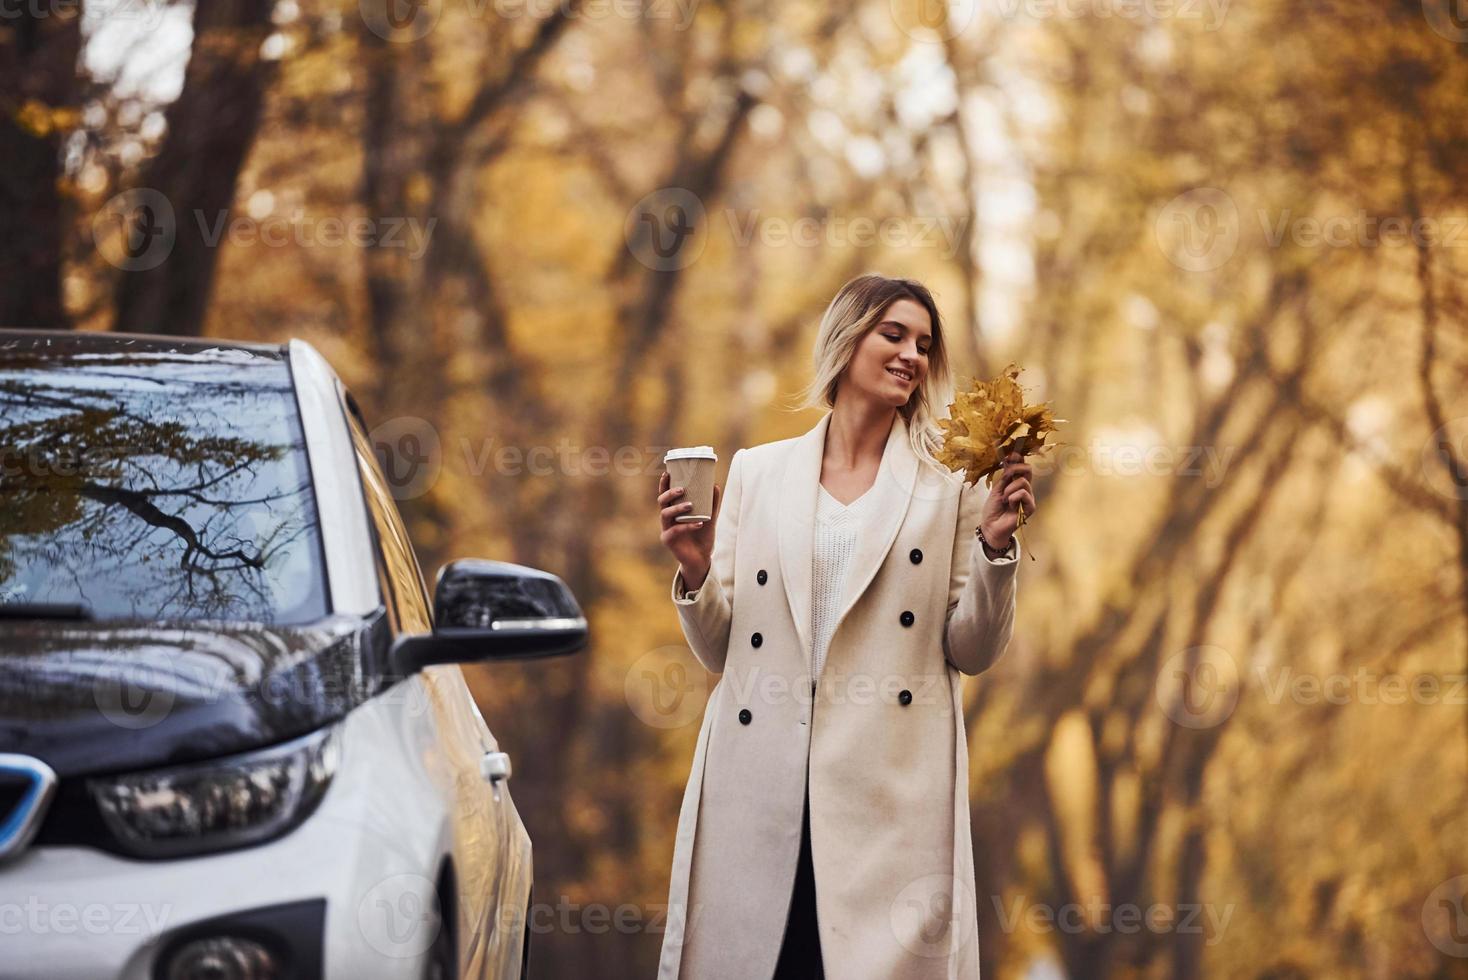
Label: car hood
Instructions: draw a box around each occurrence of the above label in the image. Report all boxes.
[0,610,391,779]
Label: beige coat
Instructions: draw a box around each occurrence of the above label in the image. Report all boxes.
[658,410,1020,979]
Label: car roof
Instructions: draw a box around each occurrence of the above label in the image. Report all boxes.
[0,327,287,359]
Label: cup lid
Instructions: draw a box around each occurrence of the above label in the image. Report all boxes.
[665,446,717,462]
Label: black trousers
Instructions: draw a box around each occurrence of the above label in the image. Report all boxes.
[771,783,824,978]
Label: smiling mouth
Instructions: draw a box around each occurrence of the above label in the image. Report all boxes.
[887,367,913,383]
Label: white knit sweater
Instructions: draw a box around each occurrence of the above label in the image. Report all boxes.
[810,482,877,681]
[674,481,880,681]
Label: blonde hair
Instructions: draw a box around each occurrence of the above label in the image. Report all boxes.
[790,273,955,472]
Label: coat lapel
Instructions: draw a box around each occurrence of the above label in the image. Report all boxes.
[776,413,826,669]
[777,411,920,677]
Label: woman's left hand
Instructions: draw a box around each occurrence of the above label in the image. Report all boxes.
[978,451,1036,549]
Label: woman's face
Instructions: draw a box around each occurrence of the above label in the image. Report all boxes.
[840,298,933,408]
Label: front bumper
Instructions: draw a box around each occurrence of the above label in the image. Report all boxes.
[0,700,454,979]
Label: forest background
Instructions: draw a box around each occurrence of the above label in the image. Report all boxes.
[4,0,1468,975]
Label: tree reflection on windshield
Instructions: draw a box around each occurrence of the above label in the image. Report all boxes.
[0,344,328,624]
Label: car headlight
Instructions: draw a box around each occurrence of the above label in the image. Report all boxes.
[87,725,341,859]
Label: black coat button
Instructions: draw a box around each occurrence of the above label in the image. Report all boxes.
[757,569,768,585]
[751,632,763,648]
[898,689,913,705]
[739,708,752,724]
[900,610,915,627]
[910,548,923,564]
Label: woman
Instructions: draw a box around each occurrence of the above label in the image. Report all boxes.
[655,273,1035,979]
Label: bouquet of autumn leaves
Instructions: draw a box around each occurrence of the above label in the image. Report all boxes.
[935,364,1064,560]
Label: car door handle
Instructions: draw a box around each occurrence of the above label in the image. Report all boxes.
[480,751,512,783]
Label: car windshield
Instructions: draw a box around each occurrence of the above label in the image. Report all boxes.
[0,339,329,624]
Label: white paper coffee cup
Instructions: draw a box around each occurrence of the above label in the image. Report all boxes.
[664,446,717,523]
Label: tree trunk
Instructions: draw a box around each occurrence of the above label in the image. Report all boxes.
[111,0,277,337]
[0,5,80,328]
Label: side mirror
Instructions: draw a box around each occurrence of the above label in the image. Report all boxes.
[391,559,588,672]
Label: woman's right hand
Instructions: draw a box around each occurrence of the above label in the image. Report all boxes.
[658,470,722,590]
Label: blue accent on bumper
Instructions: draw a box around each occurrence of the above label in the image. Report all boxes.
[0,754,58,862]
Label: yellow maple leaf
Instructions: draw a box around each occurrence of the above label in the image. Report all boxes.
[935,363,1066,555]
